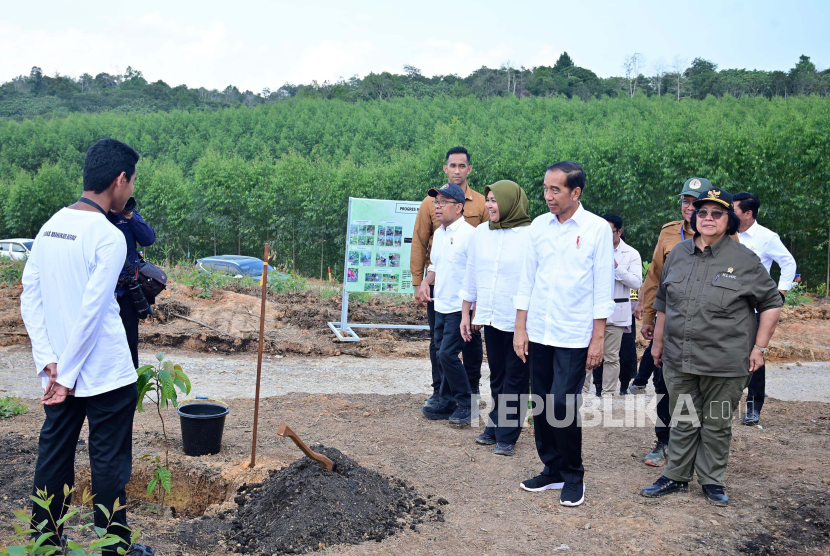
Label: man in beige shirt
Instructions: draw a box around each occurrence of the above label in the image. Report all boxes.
[411,146,489,408]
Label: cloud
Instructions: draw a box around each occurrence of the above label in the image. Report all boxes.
[410,39,514,76]
[287,40,376,84]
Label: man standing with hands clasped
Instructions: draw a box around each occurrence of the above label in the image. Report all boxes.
[513,161,615,507]
[419,182,477,426]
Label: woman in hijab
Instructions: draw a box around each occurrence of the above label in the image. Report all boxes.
[460,180,532,456]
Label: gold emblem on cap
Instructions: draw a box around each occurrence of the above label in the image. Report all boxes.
[689,179,701,189]
[728,267,734,273]
[707,189,721,198]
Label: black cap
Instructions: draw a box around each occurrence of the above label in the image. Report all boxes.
[693,188,734,210]
[428,182,466,205]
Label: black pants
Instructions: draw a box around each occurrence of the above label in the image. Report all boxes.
[632,335,657,387]
[117,294,140,369]
[32,383,138,553]
[435,311,472,408]
[529,342,588,485]
[592,326,638,393]
[483,326,529,444]
[427,286,483,394]
[745,312,766,415]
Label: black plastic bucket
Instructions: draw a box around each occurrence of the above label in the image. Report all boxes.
[177,402,230,456]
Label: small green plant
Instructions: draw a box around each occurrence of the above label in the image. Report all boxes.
[785,282,810,306]
[642,260,651,282]
[139,455,172,508]
[1,485,139,556]
[0,396,27,419]
[816,282,827,298]
[318,285,340,300]
[0,257,26,285]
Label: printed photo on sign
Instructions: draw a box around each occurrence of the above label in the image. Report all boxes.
[365,283,381,292]
[366,225,375,236]
[375,252,388,267]
[377,225,386,238]
[349,235,358,246]
[348,251,360,265]
[382,272,399,283]
[347,268,358,283]
[360,252,372,266]
[382,283,399,292]
[389,253,400,267]
[365,272,381,283]
[350,224,358,236]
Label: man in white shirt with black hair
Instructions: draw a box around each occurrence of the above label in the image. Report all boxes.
[583,213,642,397]
[418,182,477,427]
[733,191,796,426]
[21,138,154,556]
[513,161,615,507]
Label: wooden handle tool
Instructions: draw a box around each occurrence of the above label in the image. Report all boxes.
[277,423,337,471]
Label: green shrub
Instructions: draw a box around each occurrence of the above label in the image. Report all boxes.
[0,396,27,419]
[0,258,25,285]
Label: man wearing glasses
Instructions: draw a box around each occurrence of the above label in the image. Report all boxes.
[632,177,710,467]
[411,147,488,410]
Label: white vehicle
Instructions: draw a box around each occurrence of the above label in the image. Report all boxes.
[0,238,34,261]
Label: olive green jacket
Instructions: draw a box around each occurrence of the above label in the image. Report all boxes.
[654,235,782,377]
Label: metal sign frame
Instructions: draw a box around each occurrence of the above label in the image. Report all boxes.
[327,197,429,342]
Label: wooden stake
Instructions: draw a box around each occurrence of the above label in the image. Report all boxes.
[249,243,269,468]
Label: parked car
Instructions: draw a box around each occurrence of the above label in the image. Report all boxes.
[0,238,34,261]
[196,255,287,284]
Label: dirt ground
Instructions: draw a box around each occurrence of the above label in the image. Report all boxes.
[1,282,830,555]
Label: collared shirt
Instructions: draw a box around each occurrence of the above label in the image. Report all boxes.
[410,184,489,286]
[641,220,694,327]
[515,204,616,348]
[459,223,529,332]
[654,235,782,378]
[738,221,797,291]
[20,208,137,397]
[427,217,476,314]
[608,238,643,327]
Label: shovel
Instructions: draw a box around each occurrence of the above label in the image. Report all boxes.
[277,423,337,471]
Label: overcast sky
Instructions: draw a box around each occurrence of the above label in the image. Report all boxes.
[2,0,828,92]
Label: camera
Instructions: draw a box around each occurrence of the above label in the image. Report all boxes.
[123,197,137,213]
[118,258,153,319]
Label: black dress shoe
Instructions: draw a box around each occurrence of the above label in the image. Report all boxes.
[702,484,729,506]
[742,409,760,426]
[640,476,689,498]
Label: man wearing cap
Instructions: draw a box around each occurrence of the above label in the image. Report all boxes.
[640,187,782,506]
[631,177,707,467]
[412,147,488,409]
[419,182,478,426]
[733,192,797,426]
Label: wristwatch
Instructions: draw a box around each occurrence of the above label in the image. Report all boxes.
[753,345,768,355]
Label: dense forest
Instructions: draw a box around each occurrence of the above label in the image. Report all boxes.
[0,94,828,286]
[1,53,828,118]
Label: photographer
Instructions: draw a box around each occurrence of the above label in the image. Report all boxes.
[108,196,156,369]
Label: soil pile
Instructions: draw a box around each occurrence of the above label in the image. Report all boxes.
[227,446,444,554]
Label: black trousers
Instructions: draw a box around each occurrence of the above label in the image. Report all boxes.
[632,335,657,387]
[529,342,588,485]
[435,311,472,408]
[592,326,638,392]
[745,312,766,414]
[483,326,529,444]
[32,383,138,553]
[117,294,140,369]
[427,285,483,394]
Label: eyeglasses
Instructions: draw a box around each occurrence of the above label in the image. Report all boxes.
[681,199,694,206]
[434,199,459,208]
[696,208,727,220]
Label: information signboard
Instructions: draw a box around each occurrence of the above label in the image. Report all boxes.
[329,197,428,341]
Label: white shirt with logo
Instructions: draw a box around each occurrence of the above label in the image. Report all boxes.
[608,238,643,327]
[427,217,476,314]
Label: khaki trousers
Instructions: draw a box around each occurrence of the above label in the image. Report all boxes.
[662,366,750,487]
[583,324,624,396]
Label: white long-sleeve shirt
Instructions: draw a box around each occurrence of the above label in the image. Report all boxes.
[608,238,642,327]
[459,223,529,332]
[737,221,797,291]
[20,208,136,397]
[427,217,476,314]
[514,204,616,348]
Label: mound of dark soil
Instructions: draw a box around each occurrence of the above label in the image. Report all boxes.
[227,446,444,554]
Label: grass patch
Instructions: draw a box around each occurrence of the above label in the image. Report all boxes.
[165,264,307,297]
[0,396,27,419]
[0,257,26,285]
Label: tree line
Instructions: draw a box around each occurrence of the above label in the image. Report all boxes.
[0,94,828,288]
[1,52,828,119]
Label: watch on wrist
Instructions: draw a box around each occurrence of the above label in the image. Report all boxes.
[753,345,768,355]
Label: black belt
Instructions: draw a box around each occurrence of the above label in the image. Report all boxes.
[614,298,630,303]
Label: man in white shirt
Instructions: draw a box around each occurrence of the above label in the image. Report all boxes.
[513,161,615,507]
[21,139,153,556]
[583,214,642,397]
[733,192,796,425]
[418,182,477,426]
